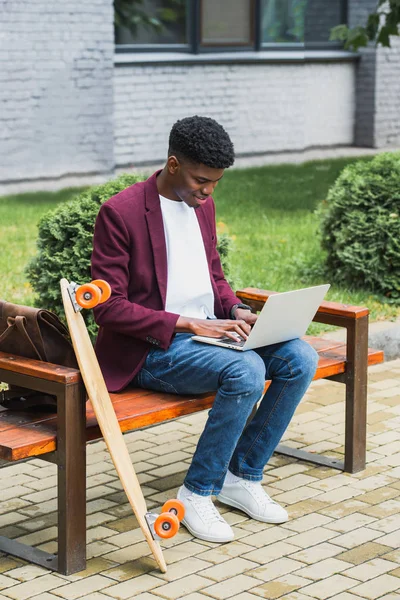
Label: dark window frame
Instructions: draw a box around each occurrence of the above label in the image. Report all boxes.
[115,0,348,54]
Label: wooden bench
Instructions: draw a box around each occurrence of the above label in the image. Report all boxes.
[0,288,384,575]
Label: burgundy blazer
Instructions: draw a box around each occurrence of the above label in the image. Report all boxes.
[91,171,242,392]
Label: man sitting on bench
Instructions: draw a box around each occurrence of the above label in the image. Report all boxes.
[91,115,319,543]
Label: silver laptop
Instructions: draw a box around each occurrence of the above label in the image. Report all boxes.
[192,284,330,351]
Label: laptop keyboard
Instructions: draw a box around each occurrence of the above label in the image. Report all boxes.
[219,336,245,347]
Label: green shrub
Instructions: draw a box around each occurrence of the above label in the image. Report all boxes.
[27,173,235,340]
[318,152,400,303]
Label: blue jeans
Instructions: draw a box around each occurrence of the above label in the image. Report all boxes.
[134,334,318,496]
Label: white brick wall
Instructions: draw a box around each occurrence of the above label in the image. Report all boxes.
[0,0,115,185]
[375,37,400,147]
[114,61,356,168]
[348,0,400,148]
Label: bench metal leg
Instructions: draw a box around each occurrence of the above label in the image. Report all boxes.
[257,315,369,473]
[57,382,87,575]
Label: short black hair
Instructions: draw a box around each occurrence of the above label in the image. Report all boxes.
[168,115,235,169]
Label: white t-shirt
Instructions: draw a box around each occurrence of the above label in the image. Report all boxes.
[159,195,215,319]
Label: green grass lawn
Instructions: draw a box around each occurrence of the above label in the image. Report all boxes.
[1,157,398,334]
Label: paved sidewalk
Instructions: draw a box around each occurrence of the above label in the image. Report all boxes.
[0,360,399,600]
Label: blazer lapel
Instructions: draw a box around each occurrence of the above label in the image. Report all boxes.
[144,172,168,307]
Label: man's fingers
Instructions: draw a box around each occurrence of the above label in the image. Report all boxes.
[234,320,251,337]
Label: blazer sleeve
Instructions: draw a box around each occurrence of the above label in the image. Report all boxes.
[91,203,179,349]
[208,200,242,318]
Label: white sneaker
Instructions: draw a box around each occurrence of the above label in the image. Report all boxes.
[177,486,234,543]
[217,479,288,523]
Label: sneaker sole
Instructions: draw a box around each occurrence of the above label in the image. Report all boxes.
[181,518,234,543]
[217,494,288,524]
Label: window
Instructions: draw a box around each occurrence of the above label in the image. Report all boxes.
[115,0,347,52]
[200,0,253,47]
[115,0,188,47]
[261,0,306,45]
[304,0,346,47]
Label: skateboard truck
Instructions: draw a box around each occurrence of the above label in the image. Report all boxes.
[145,501,185,540]
[67,280,112,313]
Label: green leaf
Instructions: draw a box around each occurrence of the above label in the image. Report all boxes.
[329,24,349,42]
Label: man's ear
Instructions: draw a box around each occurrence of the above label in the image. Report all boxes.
[167,155,180,175]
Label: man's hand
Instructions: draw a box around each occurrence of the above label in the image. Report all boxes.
[175,316,251,341]
[234,308,258,326]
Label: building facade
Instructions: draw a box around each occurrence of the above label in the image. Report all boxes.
[1,0,399,192]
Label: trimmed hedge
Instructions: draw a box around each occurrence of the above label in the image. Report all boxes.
[319,152,400,303]
[27,174,234,340]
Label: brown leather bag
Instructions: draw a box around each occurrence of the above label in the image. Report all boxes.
[0,300,78,410]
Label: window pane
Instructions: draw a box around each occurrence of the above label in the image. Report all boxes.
[304,0,344,44]
[201,0,252,46]
[261,0,307,44]
[115,0,187,45]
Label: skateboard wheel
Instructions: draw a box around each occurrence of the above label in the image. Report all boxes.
[91,279,111,304]
[154,512,179,539]
[75,283,102,309]
[161,499,185,522]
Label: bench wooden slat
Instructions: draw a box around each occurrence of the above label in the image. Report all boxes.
[0,340,384,462]
[0,352,81,385]
[237,288,370,319]
[0,408,56,433]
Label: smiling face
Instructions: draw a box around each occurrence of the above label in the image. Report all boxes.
[161,155,225,209]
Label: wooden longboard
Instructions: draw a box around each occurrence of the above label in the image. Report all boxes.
[60,278,170,573]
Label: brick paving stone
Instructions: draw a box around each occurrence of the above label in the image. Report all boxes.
[336,542,395,565]
[322,594,364,600]
[240,526,296,549]
[294,558,353,581]
[199,574,260,599]
[0,558,21,574]
[248,557,306,582]
[382,549,400,564]
[56,558,117,583]
[52,575,115,599]
[80,594,121,600]
[329,527,383,550]
[268,464,311,479]
[161,541,209,565]
[318,500,369,519]
[375,531,400,548]
[286,500,329,519]
[324,512,378,533]
[140,574,214,600]
[87,540,120,559]
[4,564,49,582]
[197,542,256,565]
[350,574,400,599]
[342,557,400,582]
[270,475,319,491]
[271,486,323,505]
[369,513,400,533]
[243,541,300,564]
[300,574,359,599]
[3,574,65,599]
[199,557,258,582]
[289,542,345,564]
[98,574,164,599]
[251,574,311,599]
[278,593,316,600]
[282,527,339,549]
[283,514,333,533]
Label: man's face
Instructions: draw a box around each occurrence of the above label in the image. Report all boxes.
[168,157,224,208]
